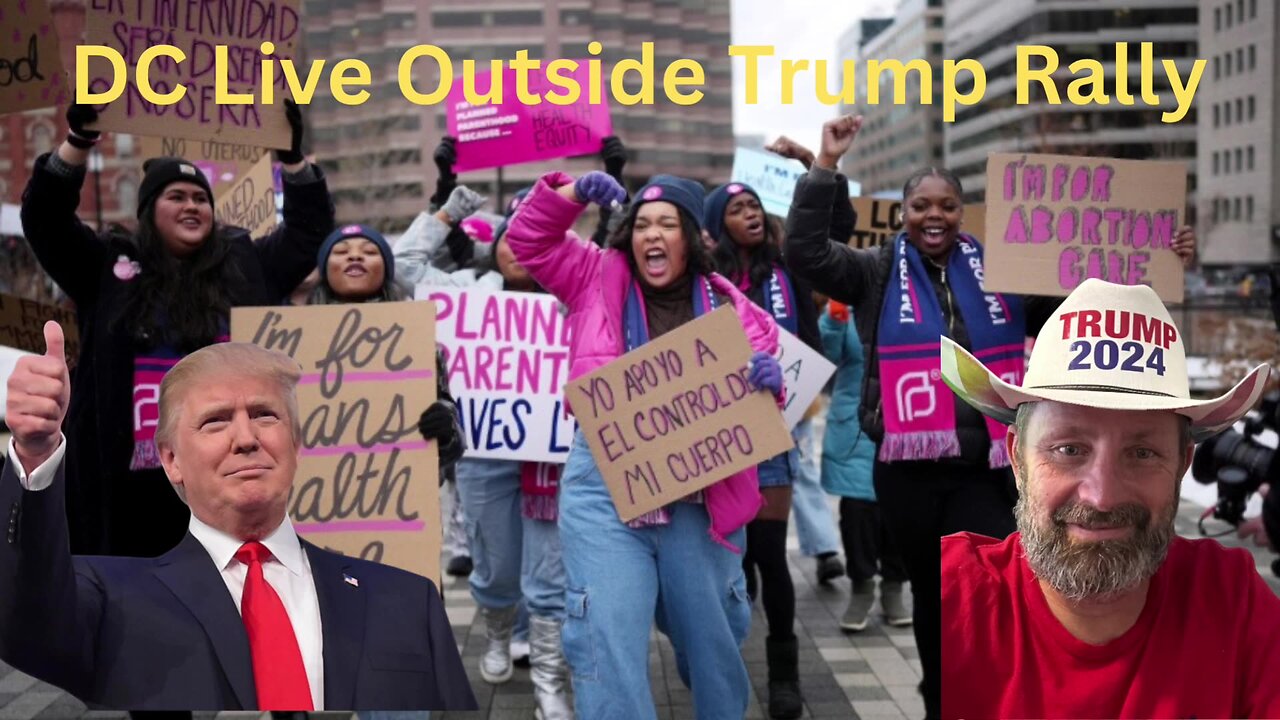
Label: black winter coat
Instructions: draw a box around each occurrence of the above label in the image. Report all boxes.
[783,167,1058,465]
[20,153,335,556]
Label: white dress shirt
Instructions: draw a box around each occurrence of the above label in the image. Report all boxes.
[8,436,326,710]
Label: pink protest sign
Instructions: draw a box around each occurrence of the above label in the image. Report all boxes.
[447,61,613,173]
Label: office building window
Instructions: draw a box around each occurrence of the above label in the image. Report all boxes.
[1233,197,1241,220]
[1214,103,1220,126]
[1213,151,1220,174]
[1249,44,1256,70]
[1215,7,1221,30]
[1246,196,1254,221]
[1236,97,1244,122]
[1224,101,1231,125]
[1237,0,1244,18]
[1251,0,1257,18]
[1247,146,1255,170]
[1236,47,1244,71]
[1235,147,1242,171]
[1214,56,1220,79]
[1226,3,1233,26]
[1248,95,1256,120]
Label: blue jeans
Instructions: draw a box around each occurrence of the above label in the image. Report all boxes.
[790,417,842,557]
[455,457,565,618]
[558,431,751,720]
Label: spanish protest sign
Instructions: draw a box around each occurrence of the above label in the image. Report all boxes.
[1,0,68,114]
[232,301,441,584]
[448,59,613,173]
[419,286,576,463]
[0,292,80,369]
[984,152,1186,302]
[777,329,835,429]
[215,152,277,237]
[566,306,793,522]
[80,0,297,147]
[139,136,266,194]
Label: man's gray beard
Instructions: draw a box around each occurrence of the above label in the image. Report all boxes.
[1016,490,1176,603]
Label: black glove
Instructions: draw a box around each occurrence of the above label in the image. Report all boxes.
[419,401,464,473]
[66,104,101,149]
[430,136,459,210]
[601,136,627,181]
[434,136,458,178]
[276,99,305,165]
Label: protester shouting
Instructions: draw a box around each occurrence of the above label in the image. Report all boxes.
[395,185,573,719]
[506,170,785,719]
[704,180,820,719]
[306,222,464,482]
[783,114,1198,719]
[18,101,335,558]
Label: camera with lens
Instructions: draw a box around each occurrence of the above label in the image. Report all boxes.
[1191,390,1279,528]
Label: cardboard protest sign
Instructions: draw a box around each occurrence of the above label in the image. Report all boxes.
[984,153,1186,302]
[1,0,69,113]
[0,293,80,369]
[139,136,266,194]
[849,196,902,248]
[448,61,613,173]
[730,148,808,218]
[81,0,297,147]
[777,330,835,429]
[232,301,441,584]
[418,286,576,463]
[215,153,277,237]
[566,306,793,522]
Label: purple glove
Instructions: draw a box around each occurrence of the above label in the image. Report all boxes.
[574,171,627,208]
[747,351,783,396]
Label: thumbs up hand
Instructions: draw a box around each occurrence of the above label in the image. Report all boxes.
[8,322,71,472]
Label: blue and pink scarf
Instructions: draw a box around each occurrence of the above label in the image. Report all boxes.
[739,266,799,336]
[876,234,1024,468]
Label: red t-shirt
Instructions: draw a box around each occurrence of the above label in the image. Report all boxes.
[942,532,1280,719]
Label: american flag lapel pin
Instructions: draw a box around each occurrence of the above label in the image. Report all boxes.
[344,573,359,588]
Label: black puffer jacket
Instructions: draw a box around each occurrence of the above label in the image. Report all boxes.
[20,152,335,556]
[784,166,1058,464]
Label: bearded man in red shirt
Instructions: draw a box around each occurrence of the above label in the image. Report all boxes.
[938,278,1280,719]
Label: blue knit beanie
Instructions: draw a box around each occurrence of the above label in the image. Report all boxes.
[703,182,763,243]
[633,175,706,230]
[317,224,395,283]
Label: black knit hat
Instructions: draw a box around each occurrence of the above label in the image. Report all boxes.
[137,157,214,218]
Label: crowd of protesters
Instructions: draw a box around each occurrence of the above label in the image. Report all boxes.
[8,102,1211,720]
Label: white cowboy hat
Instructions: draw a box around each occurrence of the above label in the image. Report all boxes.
[940,278,1271,442]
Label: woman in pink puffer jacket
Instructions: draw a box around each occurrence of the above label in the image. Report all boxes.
[506,170,785,720]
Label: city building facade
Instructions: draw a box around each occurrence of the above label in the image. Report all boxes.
[838,0,945,196]
[1196,0,1278,265]
[943,0,1200,207]
[303,0,735,231]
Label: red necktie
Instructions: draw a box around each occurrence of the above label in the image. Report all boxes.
[235,541,314,710]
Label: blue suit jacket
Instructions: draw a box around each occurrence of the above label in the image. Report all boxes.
[0,458,477,711]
